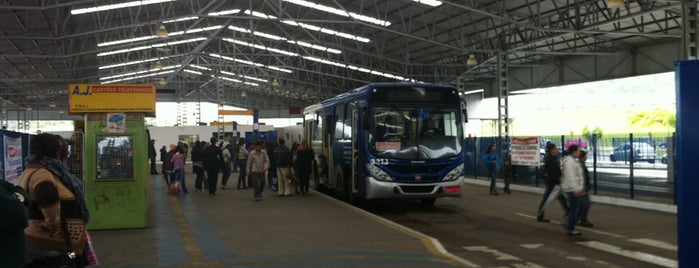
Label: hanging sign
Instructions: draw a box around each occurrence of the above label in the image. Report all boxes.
[69,84,156,115]
[510,137,540,166]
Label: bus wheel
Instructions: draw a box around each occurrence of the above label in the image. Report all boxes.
[420,198,436,206]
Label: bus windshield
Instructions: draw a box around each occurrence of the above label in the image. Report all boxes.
[369,107,462,160]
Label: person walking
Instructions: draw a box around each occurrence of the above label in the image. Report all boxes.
[577,150,594,227]
[236,140,249,189]
[482,145,503,195]
[502,157,514,194]
[202,137,224,197]
[247,141,270,201]
[20,134,92,266]
[295,140,315,195]
[1,179,31,268]
[163,144,177,185]
[171,145,188,193]
[537,143,570,222]
[191,141,205,192]
[274,138,293,196]
[561,145,584,235]
[159,145,167,173]
[149,139,158,174]
[221,142,233,189]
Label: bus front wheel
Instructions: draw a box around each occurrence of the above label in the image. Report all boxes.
[420,198,436,206]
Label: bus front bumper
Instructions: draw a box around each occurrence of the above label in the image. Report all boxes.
[365,176,464,199]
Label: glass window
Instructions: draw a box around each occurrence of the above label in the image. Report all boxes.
[334,104,345,140]
[314,114,323,141]
[96,136,134,179]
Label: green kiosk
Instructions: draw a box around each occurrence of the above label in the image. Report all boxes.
[69,83,155,230]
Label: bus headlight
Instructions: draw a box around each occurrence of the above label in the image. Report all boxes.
[366,164,392,182]
[443,164,463,181]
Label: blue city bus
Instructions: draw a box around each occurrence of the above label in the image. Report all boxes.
[303,83,466,204]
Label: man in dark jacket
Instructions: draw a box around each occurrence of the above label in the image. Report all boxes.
[190,141,205,192]
[537,143,570,222]
[149,139,158,174]
[203,137,224,196]
[163,144,177,185]
[274,139,293,196]
[0,179,30,268]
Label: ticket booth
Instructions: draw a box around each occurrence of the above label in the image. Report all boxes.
[69,84,155,230]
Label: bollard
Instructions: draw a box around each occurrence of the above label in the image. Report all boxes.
[629,133,635,199]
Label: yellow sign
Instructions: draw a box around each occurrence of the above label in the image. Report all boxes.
[69,84,156,115]
[209,121,234,126]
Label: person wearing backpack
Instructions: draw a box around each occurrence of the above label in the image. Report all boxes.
[274,139,293,196]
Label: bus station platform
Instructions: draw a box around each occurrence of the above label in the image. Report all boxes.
[88,173,465,267]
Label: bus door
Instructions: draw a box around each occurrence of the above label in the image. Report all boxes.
[351,105,359,194]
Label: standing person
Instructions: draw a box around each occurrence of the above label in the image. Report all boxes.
[20,134,91,266]
[263,137,278,191]
[163,144,177,185]
[577,151,594,227]
[202,137,224,196]
[171,146,187,194]
[295,140,315,196]
[191,141,205,192]
[537,143,569,222]
[230,139,240,172]
[420,118,444,137]
[482,145,503,195]
[290,142,300,194]
[502,157,515,194]
[149,140,158,175]
[236,140,249,189]
[0,179,31,268]
[159,146,167,173]
[561,145,584,235]
[221,142,233,189]
[274,138,293,196]
[247,141,270,201]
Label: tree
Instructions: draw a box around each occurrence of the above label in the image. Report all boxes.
[582,125,604,140]
[629,108,676,130]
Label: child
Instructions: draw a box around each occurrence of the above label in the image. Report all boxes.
[502,157,515,194]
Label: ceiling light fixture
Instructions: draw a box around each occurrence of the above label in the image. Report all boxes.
[189,64,212,71]
[466,54,478,66]
[222,38,299,56]
[97,37,206,57]
[101,70,176,84]
[98,36,158,47]
[156,25,169,38]
[100,65,181,80]
[607,0,625,9]
[241,91,247,97]
[71,0,176,15]
[183,69,203,75]
[208,53,293,73]
[272,79,280,87]
[302,56,416,82]
[154,61,163,69]
[49,102,57,108]
[163,16,200,23]
[281,20,371,42]
[282,0,391,26]
[413,0,443,7]
[208,9,241,16]
[227,26,341,54]
[159,78,167,85]
[99,56,176,70]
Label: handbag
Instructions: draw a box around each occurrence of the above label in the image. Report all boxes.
[24,211,79,268]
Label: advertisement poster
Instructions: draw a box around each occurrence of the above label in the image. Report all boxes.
[68,84,156,115]
[106,113,127,133]
[4,135,23,185]
[511,137,540,166]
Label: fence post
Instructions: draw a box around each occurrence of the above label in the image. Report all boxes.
[474,137,478,180]
[592,133,598,195]
[629,133,635,199]
[560,135,565,152]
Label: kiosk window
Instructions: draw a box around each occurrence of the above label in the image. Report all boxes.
[97,136,134,179]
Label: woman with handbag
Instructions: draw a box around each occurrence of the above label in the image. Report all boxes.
[20,134,93,267]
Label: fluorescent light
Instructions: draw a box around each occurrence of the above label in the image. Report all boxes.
[97,37,205,57]
[461,89,484,95]
[221,70,236,76]
[281,20,370,42]
[99,56,175,70]
[98,36,157,47]
[413,0,443,7]
[243,10,277,19]
[102,70,176,84]
[214,74,260,87]
[163,16,199,23]
[287,40,342,54]
[71,0,176,15]
[184,69,203,75]
[283,0,390,26]
[240,75,268,83]
[208,9,241,16]
[169,25,223,36]
[301,56,414,81]
[208,53,293,73]
[189,64,212,71]
[100,65,181,80]
[222,38,299,56]
[243,82,259,86]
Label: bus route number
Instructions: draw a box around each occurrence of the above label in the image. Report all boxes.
[370,158,389,165]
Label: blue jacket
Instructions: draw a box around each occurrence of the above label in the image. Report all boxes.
[483,153,504,170]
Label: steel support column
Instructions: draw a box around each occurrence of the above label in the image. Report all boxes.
[216,76,224,140]
[496,51,510,157]
[683,0,698,60]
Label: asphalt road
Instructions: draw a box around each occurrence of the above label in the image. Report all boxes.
[367,184,677,268]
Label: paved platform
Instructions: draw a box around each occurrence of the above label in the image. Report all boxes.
[88,172,462,267]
